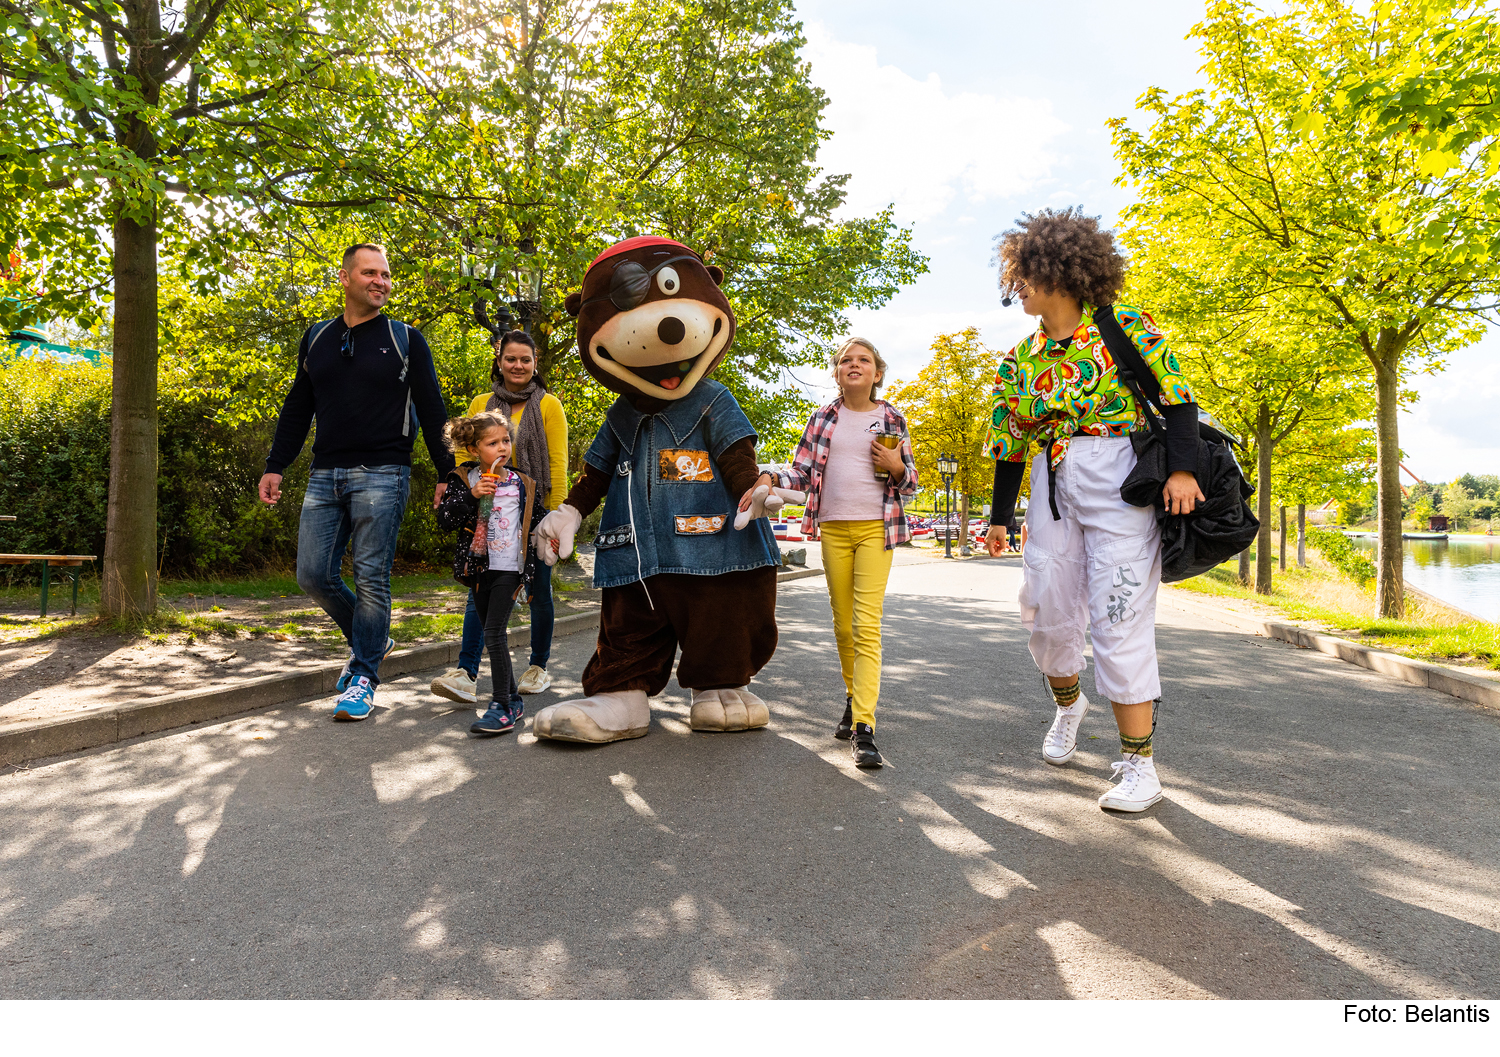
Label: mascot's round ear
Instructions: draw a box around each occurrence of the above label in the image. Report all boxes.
[706,265,725,286]
[565,291,583,317]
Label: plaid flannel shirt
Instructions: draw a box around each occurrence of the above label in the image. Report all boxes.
[776,398,919,550]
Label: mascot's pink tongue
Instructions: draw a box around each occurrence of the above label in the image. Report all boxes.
[659,376,681,390]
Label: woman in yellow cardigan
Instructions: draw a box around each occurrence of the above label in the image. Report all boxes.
[431,330,570,704]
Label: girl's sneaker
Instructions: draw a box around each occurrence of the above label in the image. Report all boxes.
[835,695,854,741]
[471,700,523,737]
[852,722,883,768]
[332,676,375,721]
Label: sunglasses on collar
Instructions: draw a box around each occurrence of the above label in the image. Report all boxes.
[579,255,699,313]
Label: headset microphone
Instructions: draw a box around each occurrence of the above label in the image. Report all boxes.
[1001,295,1013,307]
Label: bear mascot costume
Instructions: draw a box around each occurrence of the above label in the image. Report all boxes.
[530,236,790,744]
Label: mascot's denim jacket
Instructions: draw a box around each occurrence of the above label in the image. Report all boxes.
[584,379,780,589]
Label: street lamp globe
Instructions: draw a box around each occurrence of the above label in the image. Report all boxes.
[509,238,543,334]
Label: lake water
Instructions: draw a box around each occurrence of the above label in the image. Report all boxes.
[1349,535,1500,621]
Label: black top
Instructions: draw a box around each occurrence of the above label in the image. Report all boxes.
[264,313,456,477]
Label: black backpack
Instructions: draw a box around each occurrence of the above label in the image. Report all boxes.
[1094,305,1260,583]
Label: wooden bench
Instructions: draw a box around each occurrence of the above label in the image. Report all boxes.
[0,554,97,617]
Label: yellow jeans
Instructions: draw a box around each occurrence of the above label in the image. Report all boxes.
[819,519,894,728]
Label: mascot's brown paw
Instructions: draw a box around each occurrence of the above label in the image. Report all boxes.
[689,687,770,732]
[533,691,651,744]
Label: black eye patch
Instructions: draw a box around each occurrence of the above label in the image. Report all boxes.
[581,255,698,313]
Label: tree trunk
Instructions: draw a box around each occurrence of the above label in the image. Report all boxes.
[1255,402,1273,594]
[101,211,160,618]
[1279,505,1287,571]
[1372,332,1406,617]
[1238,548,1250,585]
[959,491,971,556]
[1297,503,1306,567]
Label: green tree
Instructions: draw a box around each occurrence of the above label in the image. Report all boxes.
[211,0,924,473]
[1458,473,1500,500]
[0,0,486,615]
[1111,0,1500,616]
[1443,480,1476,528]
[1124,247,1374,592]
[887,327,997,536]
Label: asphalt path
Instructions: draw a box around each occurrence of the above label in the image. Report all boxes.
[1,558,1497,999]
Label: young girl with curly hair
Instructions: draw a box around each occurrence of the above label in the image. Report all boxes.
[984,207,1204,812]
[434,410,545,736]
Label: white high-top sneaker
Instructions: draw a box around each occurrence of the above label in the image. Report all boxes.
[1098,756,1163,812]
[1042,693,1089,765]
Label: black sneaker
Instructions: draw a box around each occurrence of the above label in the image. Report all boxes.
[835,696,854,740]
[852,723,883,768]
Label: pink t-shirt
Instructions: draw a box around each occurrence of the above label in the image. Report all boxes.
[818,407,886,522]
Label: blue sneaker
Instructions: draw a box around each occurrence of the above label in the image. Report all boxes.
[470,700,522,737]
[332,676,375,721]
[336,637,397,692]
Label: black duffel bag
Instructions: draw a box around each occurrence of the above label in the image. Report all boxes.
[1093,306,1259,583]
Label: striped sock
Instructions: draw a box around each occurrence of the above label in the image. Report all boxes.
[1051,681,1081,709]
[1120,732,1153,758]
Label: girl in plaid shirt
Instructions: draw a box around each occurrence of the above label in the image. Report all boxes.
[741,338,918,768]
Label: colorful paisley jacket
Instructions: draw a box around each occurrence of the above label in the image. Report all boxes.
[986,303,1194,469]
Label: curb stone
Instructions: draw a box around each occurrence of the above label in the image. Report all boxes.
[0,565,828,768]
[1159,587,1500,712]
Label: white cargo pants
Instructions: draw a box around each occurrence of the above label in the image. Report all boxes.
[1018,435,1162,705]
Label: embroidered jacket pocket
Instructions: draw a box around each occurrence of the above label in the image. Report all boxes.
[659,449,714,482]
[594,525,635,550]
[674,514,727,535]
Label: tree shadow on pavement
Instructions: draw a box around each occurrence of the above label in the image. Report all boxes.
[0,575,1496,998]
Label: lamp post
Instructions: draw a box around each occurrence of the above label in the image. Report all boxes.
[460,235,514,343]
[938,453,958,559]
[461,235,544,341]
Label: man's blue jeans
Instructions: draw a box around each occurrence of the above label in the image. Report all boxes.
[457,560,554,678]
[295,465,410,687]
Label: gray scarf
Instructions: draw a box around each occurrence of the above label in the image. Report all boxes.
[488,378,551,500]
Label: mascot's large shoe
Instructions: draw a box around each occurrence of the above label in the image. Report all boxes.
[533,690,651,744]
[689,687,770,732]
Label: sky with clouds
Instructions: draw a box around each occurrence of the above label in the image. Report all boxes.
[792,0,1498,483]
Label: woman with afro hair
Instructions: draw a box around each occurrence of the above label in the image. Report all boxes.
[983,207,1203,812]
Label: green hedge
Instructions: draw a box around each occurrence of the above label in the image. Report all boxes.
[0,354,451,585]
[1307,527,1376,584]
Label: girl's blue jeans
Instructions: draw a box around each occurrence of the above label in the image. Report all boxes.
[458,559,554,678]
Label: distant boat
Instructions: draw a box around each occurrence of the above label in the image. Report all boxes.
[1403,532,1449,541]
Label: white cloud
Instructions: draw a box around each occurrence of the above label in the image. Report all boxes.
[802,23,1069,224]
[1399,330,1500,480]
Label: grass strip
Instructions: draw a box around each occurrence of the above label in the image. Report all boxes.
[1176,549,1500,670]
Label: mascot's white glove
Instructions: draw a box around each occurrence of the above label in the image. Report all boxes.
[534,504,583,567]
[733,485,798,531]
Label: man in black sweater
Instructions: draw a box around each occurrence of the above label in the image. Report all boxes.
[257,243,456,721]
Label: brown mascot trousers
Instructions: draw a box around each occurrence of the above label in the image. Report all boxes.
[582,566,778,696]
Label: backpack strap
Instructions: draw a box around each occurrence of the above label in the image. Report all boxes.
[386,318,410,382]
[1093,304,1165,438]
[301,317,340,373]
[386,318,415,437]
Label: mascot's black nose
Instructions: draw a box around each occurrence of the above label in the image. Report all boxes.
[657,316,686,345]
